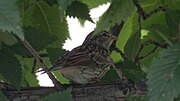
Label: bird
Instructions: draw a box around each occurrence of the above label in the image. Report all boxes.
[47,31,123,84]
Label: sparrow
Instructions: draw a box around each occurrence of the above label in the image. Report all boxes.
[47,31,123,84]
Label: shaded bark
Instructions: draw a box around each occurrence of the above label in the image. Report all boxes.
[1,80,146,101]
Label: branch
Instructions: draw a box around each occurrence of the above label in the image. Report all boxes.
[21,39,63,90]
[135,40,167,62]
[133,0,167,20]
[1,80,147,101]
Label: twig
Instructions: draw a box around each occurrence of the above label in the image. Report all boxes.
[21,39,63,90]
[26,54,48,58]
[108,22,127,81]
[136,46,157,62]
[31,59,37,73]
[135,40,167,62]
[133,0,167,20]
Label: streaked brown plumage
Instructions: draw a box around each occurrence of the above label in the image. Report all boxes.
[48,31,122,84]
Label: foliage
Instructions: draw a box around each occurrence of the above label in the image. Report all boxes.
[41,88,72,101]
[147,43,180,101]
[0,0,180,100]
[0,91,7,101]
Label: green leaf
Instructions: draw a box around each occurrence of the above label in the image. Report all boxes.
[147,43,180,101]
[0,0,24,39]
[165,9,180,34]
[41,88,72,101]
[115,13,135,51]
[58,0,73,12]
[66,1,93,22]
[80,0,111,9]
[140,40,161,67]
[120,58,145,81]
[24,27,57,51]
[100,68,119,82]
[22,58,39,86]
[141,12,166,29]
[53,71,70,84]
[126,96,148,101]
[23,0,69,47]
[164,0,180,10]
[0,30,17,45]
[151,24,173,46]
[0,50,22,89]
[46,48,66,63]
[95,0,135,33]
[124,32,141,62]
[111,51,121,63]
[0,91,7,101]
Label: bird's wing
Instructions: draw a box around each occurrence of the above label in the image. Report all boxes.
[54,46,96,68]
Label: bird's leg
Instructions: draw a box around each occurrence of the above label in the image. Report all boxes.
[107,57,127,81]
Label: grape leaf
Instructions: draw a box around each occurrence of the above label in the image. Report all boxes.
[95,0,135,34]
[41,88,72,101]
[147,43,180,101]
[0,0,24,39]
[66,1,93,22]
[0,50,22,89]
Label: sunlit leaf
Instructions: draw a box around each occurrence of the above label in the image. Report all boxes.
[22,58,39,86]
[95,0,135,34]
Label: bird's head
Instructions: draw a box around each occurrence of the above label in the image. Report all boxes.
[92,31,117,49]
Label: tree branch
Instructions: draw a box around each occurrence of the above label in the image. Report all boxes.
[133,0,167,20]
[21,39,63,90]
[1,80,147,101]
[135,40,167,62]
